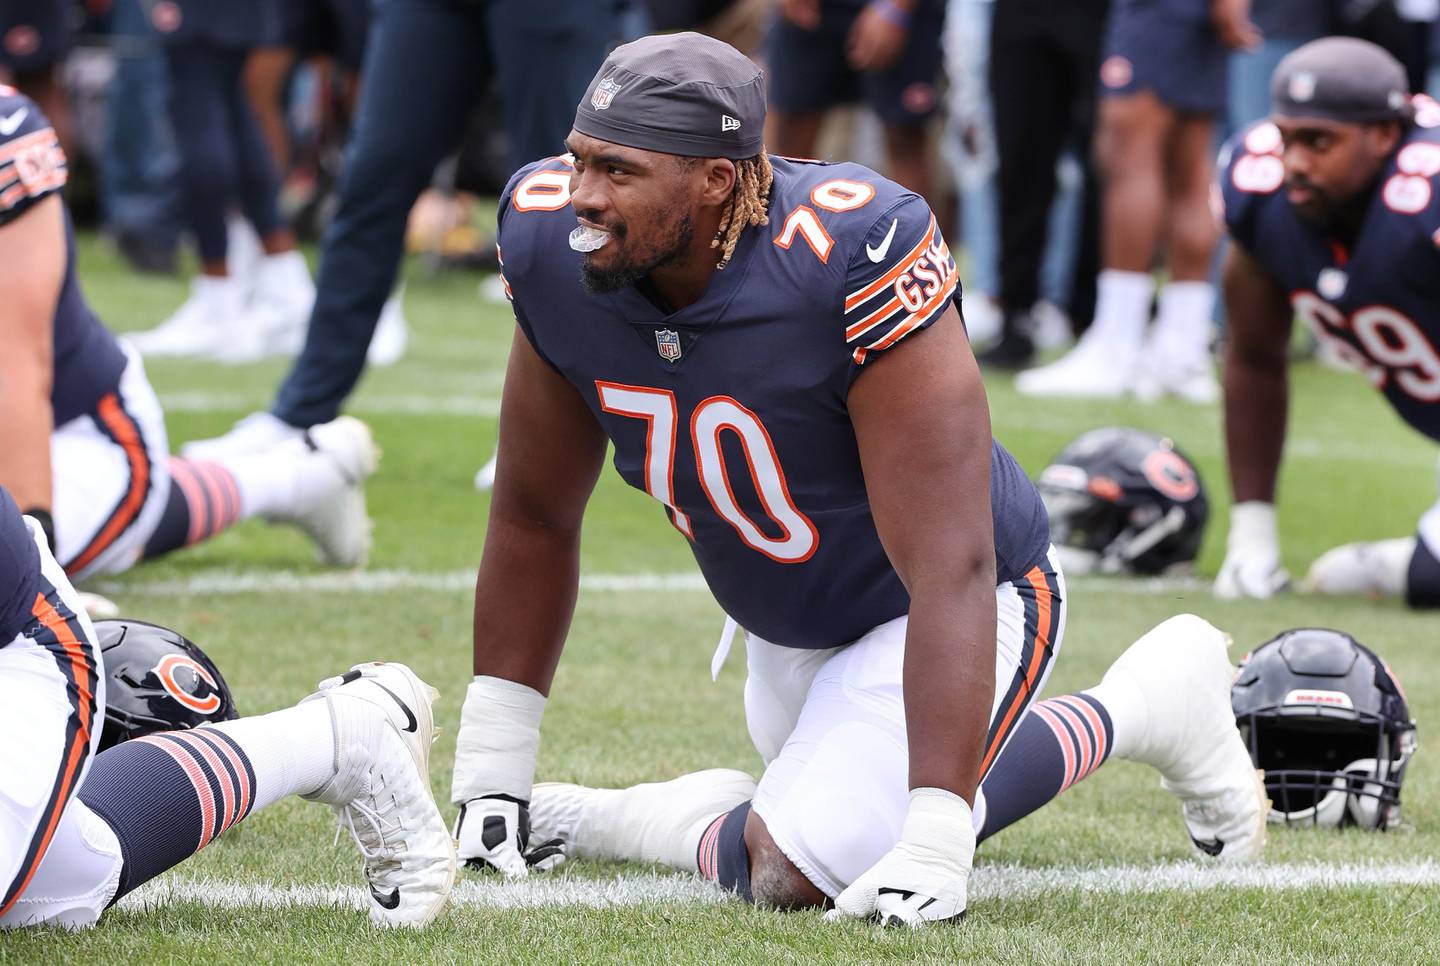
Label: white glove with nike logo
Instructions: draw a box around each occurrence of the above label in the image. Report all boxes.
[825,787,974,928]
[452,676,563,877]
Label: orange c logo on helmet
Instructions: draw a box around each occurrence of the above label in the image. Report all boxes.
[1142,450,1200,502]
[152,654,222,715]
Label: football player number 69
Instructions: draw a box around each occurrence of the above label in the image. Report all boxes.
[595,382,820,563]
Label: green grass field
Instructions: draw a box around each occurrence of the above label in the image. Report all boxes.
[4,236,1440,963]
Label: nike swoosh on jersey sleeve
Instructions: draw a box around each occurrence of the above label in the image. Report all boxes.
[843,200,959,365]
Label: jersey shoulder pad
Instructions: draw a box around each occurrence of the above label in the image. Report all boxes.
[496,155,576,297]
[0,87,66,225]
[1217,121,1285,248]
[839,192,957,366]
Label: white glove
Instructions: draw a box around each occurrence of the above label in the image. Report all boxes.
[825,788,974,928]
[1215,501,1290,599]
[453,794,565,876]
[452,676,553,877]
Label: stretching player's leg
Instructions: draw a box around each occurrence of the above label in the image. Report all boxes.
[3,661,456,929]
[531,559,1069,907]
[1306,473,1440,607]
[529,614,1265,904]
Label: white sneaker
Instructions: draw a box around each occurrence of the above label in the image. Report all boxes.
[129,276,244,358]
[215,251,315,363]
[302,662,456,928]
[1303,537,1413,598]
[530,768,756,868]
[473,451,498,492]
[368,286,409,367]
[961,295,1002,349]
[181,411,305,463]
[265,416,379,568]
[1100,614,1267,862]
[1133,339,1220,405]
[1030,300,1075,351]
[1015,331,1137,398]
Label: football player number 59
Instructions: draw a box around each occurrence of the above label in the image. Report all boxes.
[595,382,819,563]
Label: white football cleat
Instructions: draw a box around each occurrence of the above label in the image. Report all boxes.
[1015,332,1137,399]
[212,252,316,363]
[181,411,306,463]
[368,286,409,367]
[1030,299,1075,352]
[1100,614,1267,862]
[128,276,245,358]
[1303,537,1413,598]
[1133,339,1220,405]
[265,416,379,568]
[530,768,756,868]
[302,662,456,928]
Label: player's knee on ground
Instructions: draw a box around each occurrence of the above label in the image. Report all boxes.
[0,801,122,929]
[743,811,827,910]
[753,719,907,900]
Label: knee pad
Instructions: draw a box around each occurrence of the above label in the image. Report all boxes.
[754,720,908,898]
[0,801,122,930]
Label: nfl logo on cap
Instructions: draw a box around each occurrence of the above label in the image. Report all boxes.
[592,77,623,111]
[655,328,682,362]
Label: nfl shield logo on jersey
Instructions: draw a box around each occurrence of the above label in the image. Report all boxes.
[592,77,622,111]
[655,328,682,362]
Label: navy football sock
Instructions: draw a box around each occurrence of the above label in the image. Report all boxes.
[977,694,1113,842]
[697,801,753,901]
[143,457,244,559]
[1406,536,1440,607]
[77,728,257,903]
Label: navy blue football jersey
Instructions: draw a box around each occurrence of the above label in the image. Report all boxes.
[498,155,1050,649]
[0,87,126,426]
[0,485,42,645]
[1221,107,1440,443]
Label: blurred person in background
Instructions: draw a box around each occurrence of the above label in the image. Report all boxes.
[974,0,1108,368]
[0,0,72,160]
[183,0,628,464]
[1016,0,1258,402]
[765,0,947,206]
[127,0,317,364]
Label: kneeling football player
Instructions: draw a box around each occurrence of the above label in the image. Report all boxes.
[448,33,1267,925]
[0,484,456,928]
[0,86,377,583]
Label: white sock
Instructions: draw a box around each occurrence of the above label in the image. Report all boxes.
[1085,270,1155,349]
[219,439,336,520]
[206,699,336,811]
[1152,281,1215,361]
[1081,680,1146,762]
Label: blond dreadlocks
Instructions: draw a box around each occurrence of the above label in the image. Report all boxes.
[711,153,773,269]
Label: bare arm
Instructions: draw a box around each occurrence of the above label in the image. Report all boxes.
[0,193,63,513]
[848,304,996,803]
[472,327,608,691]
[1221,241,1292,505]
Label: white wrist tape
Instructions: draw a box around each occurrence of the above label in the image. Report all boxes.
[451,675,546,804]
[1228,501,1279,552]
[905,787,977,860]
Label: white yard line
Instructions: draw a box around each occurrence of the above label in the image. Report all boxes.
[119,860,1440,916]
[96,569,1203,598]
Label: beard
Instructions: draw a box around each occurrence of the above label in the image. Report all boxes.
[580,211,695,294]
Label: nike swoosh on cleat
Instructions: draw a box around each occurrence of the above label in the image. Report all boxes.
[866,219,899,263]
[1191,836,1225,857]
[374,682,419,733]
[0,108,29,136]
[370,884,401,909]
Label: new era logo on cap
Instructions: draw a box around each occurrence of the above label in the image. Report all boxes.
[721,115,741,132]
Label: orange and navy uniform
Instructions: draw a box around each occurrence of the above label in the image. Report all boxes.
[497,154,1050,651]
[0,485,100,918]
[1221,111,1440,443]
[0,88,152,575]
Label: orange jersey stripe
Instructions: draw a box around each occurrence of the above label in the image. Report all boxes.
[977,567,1054,778]
[0,594,96,917]
[862,268,959,354]
[843,216,938,312]
[67,394,150,575]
